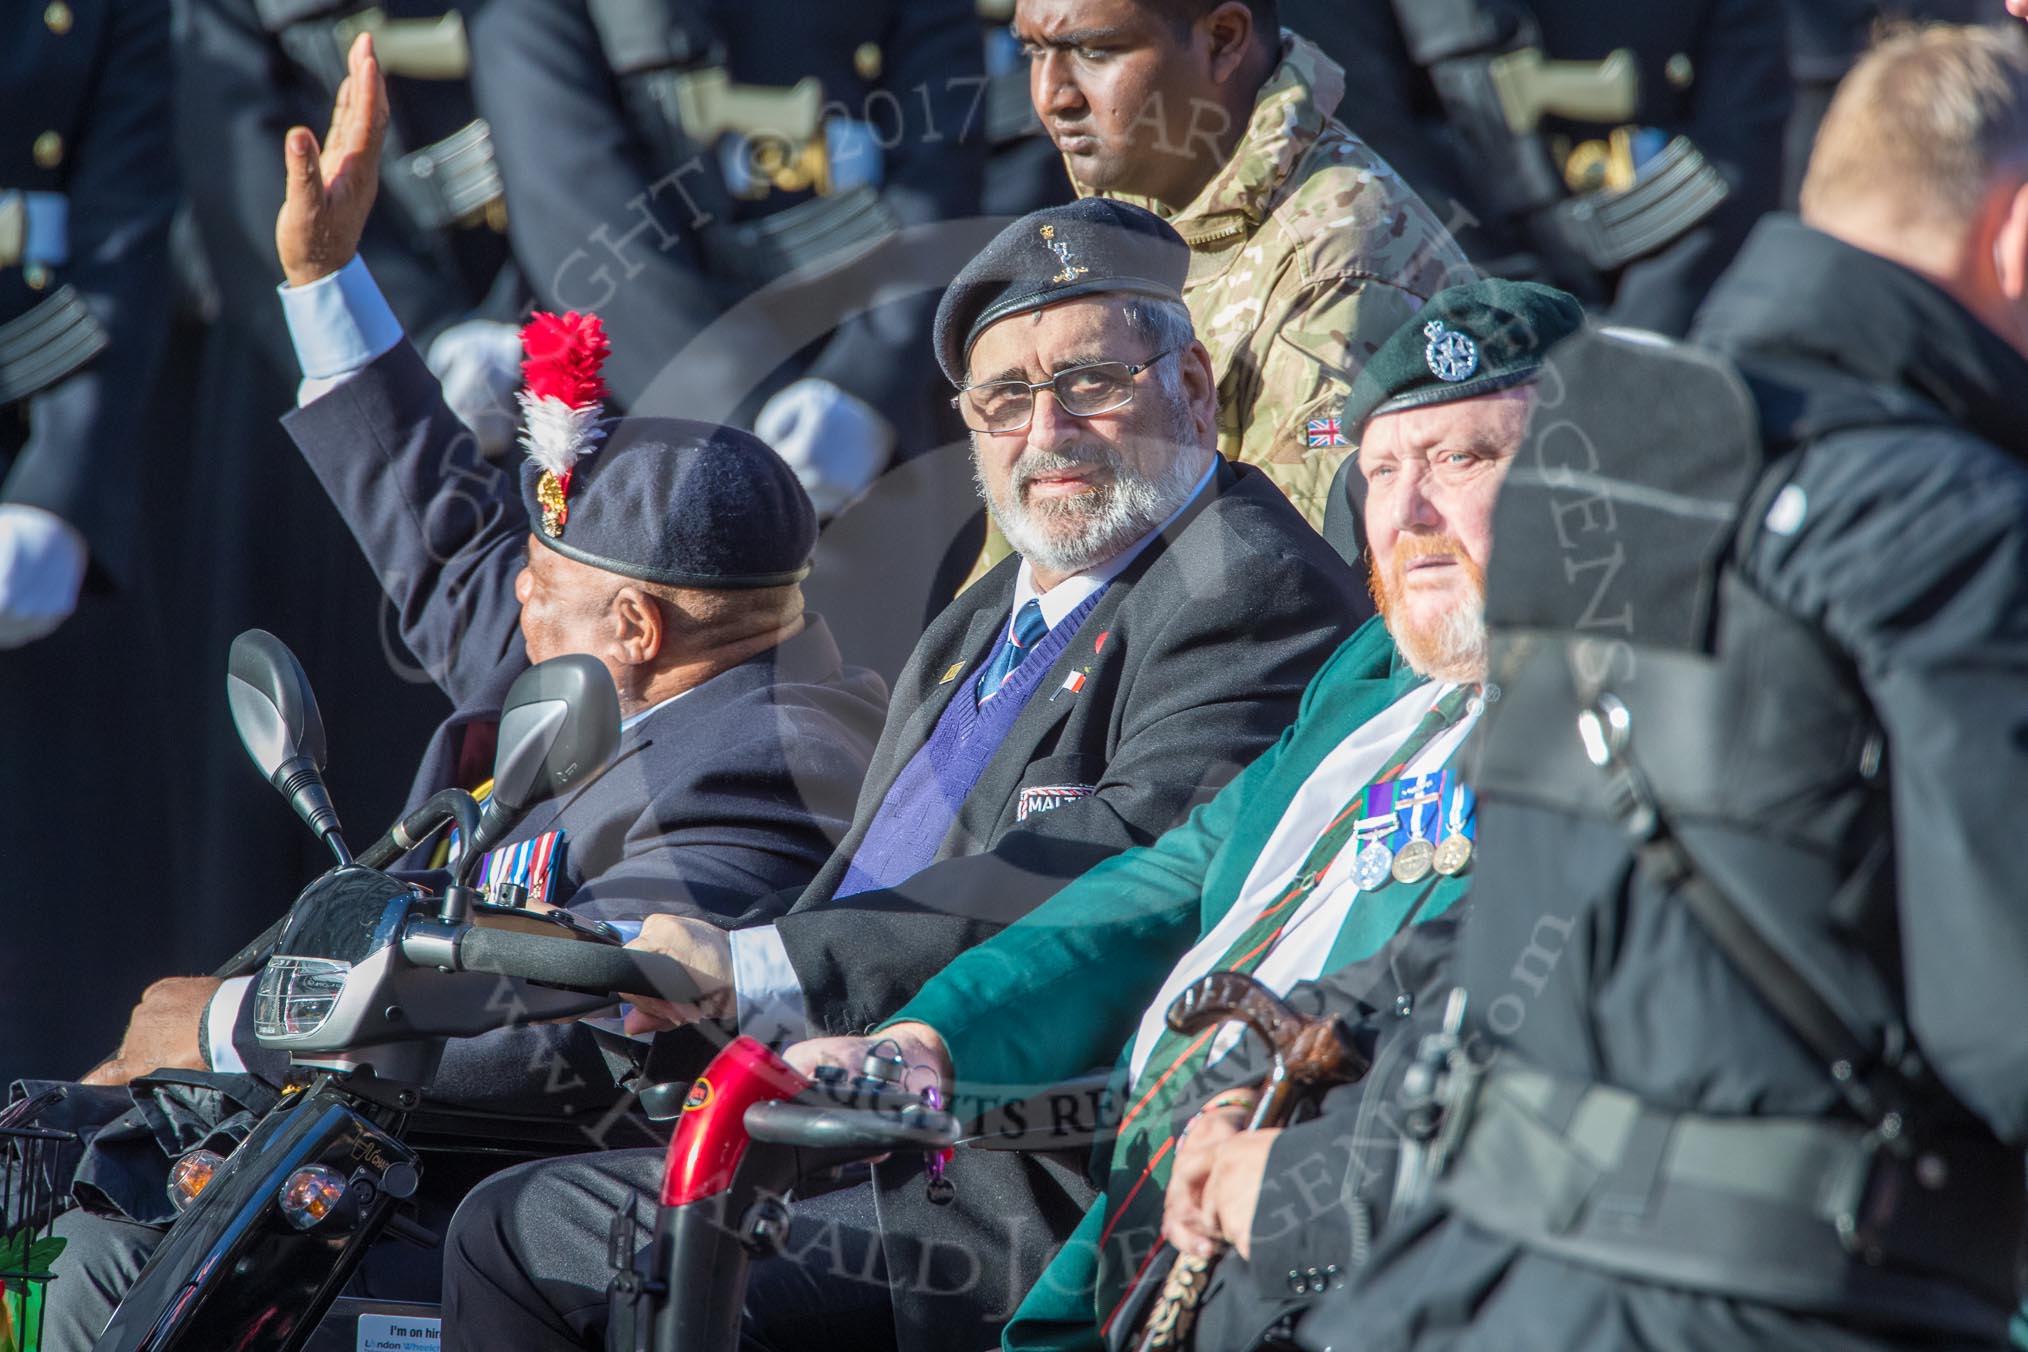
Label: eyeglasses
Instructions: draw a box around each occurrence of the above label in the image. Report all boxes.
[954,348,1181,434]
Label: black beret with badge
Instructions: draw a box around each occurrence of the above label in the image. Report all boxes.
[1341,279,1587,433]
[515,312,816,589]
[932,198,1192,385]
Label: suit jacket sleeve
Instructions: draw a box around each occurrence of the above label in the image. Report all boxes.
[779,539,1366,1034]
[281,340,527,709]
[4,0,175,584]
[883,628,1395,1093]
[561,699,880,928]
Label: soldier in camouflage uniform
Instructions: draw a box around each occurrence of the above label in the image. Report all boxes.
[1087,38,1467,525]
[984,0,1466,562]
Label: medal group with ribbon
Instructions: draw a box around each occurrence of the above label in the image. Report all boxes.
[1349,769,1474,891]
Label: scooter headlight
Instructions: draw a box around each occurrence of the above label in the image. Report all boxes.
[277,1164,349,1231]
[253,956,352,1038]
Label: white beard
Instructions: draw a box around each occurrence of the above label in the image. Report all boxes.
[976,419,1203,576]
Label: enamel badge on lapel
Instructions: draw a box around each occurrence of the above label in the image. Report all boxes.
[518,311,612,539]
[1423,320,1479,383]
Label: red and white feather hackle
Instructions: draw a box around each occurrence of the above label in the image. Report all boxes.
[517,311,611,537]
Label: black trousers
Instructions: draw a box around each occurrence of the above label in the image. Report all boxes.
[442,1148,898,1352]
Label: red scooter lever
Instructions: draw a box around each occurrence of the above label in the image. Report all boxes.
[658,1036,811,1208]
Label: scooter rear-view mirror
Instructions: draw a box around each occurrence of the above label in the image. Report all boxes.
[226,628,348,862]
[465,653,621,867]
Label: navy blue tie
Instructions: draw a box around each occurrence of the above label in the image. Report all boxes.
[976,598,1049,704]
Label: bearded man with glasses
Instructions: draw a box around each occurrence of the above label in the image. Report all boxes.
[431,198,1369,1352]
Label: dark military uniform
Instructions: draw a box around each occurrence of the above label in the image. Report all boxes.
[469,0,984,439]
[467,0,995,684]
[0,0,179,1081]
[1311,0,1790,335]
[1299,216,2028,1351]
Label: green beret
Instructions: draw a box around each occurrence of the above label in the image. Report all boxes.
[1343,279,1586,432]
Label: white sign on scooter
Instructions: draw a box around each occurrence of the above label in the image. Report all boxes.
[356,1313,442,1352]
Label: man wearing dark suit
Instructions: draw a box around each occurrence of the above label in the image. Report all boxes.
[434,198,1369,1352]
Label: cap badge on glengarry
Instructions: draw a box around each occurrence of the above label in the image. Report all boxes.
[1040,223,1089,286]
[518,311,612,538]
[1423,320,1479,383]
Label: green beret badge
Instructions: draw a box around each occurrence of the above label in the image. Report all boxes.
[1423,320,1479,383]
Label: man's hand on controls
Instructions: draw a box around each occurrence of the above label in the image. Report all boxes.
[619,914,736,1032]
[783,1022,953,1100]
[277,31,388,288]
[1163,1101,1277,1262]
[80,976,223,1087]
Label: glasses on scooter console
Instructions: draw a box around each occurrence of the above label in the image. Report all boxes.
[954,347,1182,433]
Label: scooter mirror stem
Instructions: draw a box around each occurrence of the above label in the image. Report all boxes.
[439,884,482,925]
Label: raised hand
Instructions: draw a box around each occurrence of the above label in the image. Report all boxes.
[275,32,389,287]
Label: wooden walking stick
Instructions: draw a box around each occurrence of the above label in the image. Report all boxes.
[1130,972,1370,1352]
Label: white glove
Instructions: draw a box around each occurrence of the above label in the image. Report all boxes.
[754,378,895,519]
[0,504,88,648]
[426,318,525,459]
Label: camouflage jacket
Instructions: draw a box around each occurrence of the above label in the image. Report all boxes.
[1091,34,1470,527]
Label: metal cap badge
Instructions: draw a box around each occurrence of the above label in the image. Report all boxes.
[1423,320,1479,383]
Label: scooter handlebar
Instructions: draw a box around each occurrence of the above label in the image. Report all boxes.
[452,927,704,1005]
[743,1098,961,1153]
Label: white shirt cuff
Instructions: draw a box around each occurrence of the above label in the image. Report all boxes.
[205,975,256,1074]
[278,255,405,405]
[727,924,810,1048]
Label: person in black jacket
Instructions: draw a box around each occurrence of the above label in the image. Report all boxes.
[1302,23,2028,1351]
